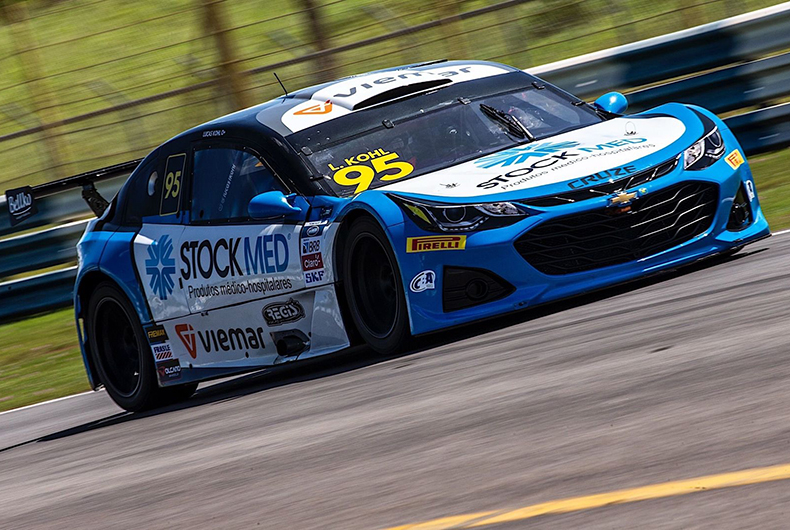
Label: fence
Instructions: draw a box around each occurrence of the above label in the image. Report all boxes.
[0,0,776,190]
[2,1,790,321]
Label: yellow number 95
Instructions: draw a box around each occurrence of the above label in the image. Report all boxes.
[333,153,414,194]
[164,170,181,199]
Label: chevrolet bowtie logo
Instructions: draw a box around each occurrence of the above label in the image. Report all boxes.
[608,191,638,207]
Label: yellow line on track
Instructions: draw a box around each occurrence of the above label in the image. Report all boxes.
[383,463,790,529]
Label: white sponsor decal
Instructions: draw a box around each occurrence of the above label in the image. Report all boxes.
[381,116,687,197]
[304,269,326,285]
[301,237,321,256]
[410,270,436,293]
[152,342,174,360]
[745,179,756,201]
[161,287,349,368]
[135,224,305,320]
[278,64,510,133]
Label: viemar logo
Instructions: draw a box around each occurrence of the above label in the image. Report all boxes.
[145,235,176,300]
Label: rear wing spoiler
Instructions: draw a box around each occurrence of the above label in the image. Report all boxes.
[4,159,141,226]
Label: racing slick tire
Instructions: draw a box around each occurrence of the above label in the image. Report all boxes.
[342,217,411,356]
[87,282,196,412]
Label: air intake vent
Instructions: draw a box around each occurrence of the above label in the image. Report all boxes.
[443,267,514,312]
[353,79,452,110]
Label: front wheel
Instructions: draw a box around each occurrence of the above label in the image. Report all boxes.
[342,218,411,355]
[86,282,196,411]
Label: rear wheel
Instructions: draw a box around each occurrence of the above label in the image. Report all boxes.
[87,282,196,411]
[342,218,410,355]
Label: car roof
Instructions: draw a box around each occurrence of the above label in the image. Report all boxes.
[171,60,524,142]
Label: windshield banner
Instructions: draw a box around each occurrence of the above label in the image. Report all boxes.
[380,116,687,197]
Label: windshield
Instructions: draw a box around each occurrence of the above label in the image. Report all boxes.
[303,87,602,196]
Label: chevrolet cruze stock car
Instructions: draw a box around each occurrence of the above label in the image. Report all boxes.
[73,60,770,411]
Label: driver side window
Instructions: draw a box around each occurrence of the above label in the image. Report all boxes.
[191,147,287,222]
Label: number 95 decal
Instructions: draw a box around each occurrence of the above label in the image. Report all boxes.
[328,148,413,194]
[160,153,186,216]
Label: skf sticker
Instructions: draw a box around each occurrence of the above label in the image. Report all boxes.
[725,150,744,170]
[406,235,466,253]
[410,270,436,293]
[304,269,325,285]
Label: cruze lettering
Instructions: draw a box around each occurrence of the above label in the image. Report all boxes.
[567,165,638,189]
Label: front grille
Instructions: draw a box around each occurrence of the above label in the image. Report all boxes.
[520,156,679,207]
[514,181,719,275]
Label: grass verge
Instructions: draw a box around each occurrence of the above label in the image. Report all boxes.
[0,308,90,413]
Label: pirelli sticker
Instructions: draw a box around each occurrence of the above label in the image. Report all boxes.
[725,149,744,170]
[406,235,466,253]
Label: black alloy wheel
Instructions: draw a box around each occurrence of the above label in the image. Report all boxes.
[87,282,196,411]
[342,217,410,355]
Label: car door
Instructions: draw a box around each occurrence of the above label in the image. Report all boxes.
[131,151,192,321]
[172,142,308,365]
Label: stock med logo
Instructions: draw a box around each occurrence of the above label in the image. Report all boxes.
[475,141,581,169]
[145,235,176,300]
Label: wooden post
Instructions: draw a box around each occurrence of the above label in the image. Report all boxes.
[299,0,337,84]
[201,0,250,110]
[438,0,469,60]
[2,1,69,178]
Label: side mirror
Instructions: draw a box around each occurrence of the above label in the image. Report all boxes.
[593,92,628,115]
[248,191,302,220]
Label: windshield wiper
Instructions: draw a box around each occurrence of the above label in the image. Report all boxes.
[479,103,535,142]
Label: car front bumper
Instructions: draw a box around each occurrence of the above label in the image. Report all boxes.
[394,152,771,336]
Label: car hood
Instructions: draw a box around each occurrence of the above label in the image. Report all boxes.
[378,104,702,201]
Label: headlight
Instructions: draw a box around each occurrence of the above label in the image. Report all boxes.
[389,195,527,232]
[684,128,725,170]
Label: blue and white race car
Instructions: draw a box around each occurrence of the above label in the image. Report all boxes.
[72,60,769,411]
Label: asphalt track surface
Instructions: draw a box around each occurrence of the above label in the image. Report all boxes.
[2,233,790,529]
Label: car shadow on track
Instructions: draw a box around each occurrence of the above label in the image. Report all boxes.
[26,245,770,446]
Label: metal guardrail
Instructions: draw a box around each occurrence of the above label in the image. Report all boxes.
[2,4,790,322]
[726,102,790,154]
[627,52,790,115]
[532,2,790,98]
[0,220,88,279]
[0,267,77,322]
